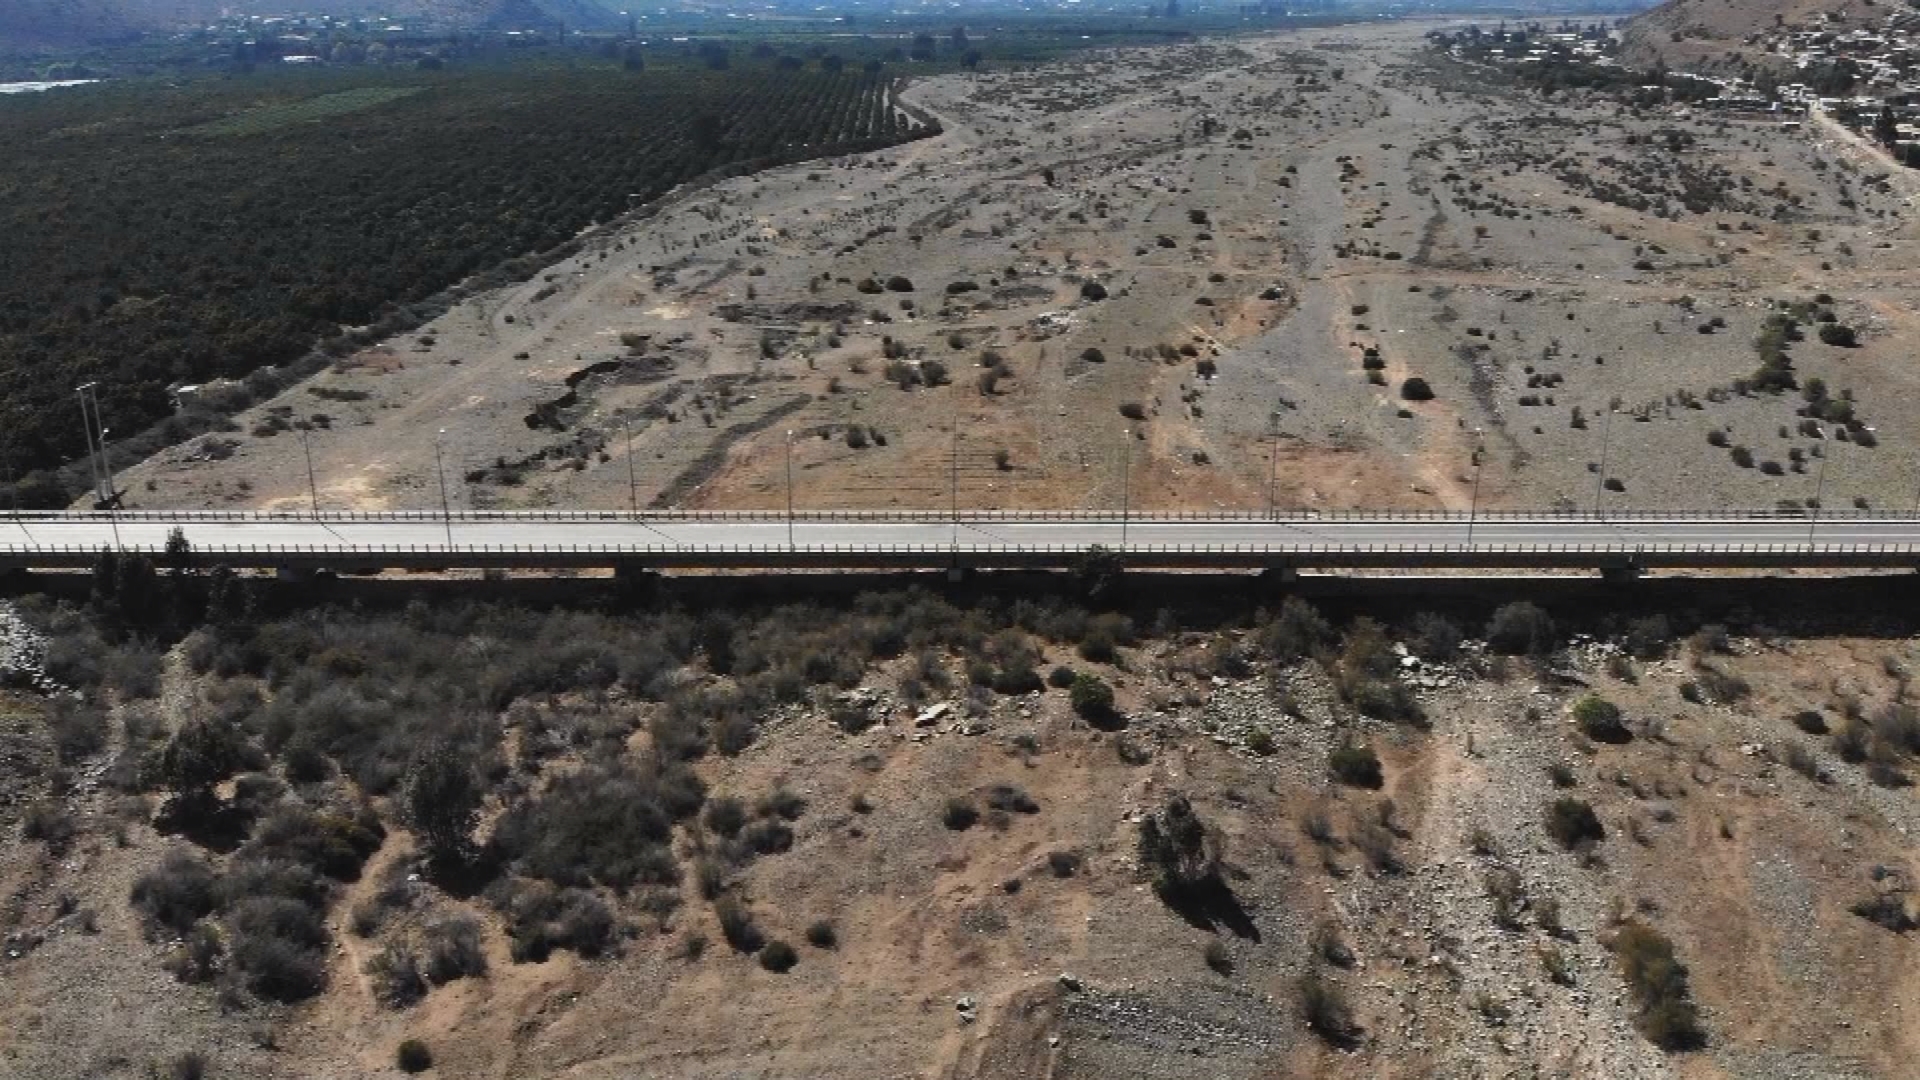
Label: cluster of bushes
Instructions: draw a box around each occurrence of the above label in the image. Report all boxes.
[1611,921,1706,1051]
[130,801,382,1003]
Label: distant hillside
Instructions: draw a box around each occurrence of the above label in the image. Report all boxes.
[0,0,616,50]
[1619,0,1876,72]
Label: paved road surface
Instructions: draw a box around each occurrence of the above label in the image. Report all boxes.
[2,513,1918,571]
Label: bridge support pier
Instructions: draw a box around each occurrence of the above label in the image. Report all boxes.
[1600,562,1643,584]
[1259,566,1299,586]
[946,564,969,584]
[275,565,313,583]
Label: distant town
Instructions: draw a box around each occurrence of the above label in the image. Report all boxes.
[1439,10,1920,168]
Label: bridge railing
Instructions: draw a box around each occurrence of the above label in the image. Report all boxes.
[0,541,1915,558]
[3,507,1906,524]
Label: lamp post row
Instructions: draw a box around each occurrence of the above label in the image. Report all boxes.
[65,396,1905,551]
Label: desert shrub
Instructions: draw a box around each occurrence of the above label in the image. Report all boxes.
[1548,762,1576,788]
[759,939,798,972]
[1118,402,1147,422]
[1080,280,1108,301]
[985,784,1039,815]
[1545,797,1604,850]
[1047,665,1077,689]
[396,1039,434,1073]
[756,788,806,821]
[1690,664,1750,704]
[1300,968,1357,1046]
[1573,695,1630,743]
[1329,741,1383,788]
[1612,922,1705,1051]
[831,705,874,734]
[1409,612,1462,662]
[1262,596,1332,662]
[1245,727,1276,755]
[492,763,698,889]
[1623,616,1673,659]
[165,1051,209,1080]
[1400,377,1434,401]
[1789,710,1828,735]
[239,804,384,882]
[715,897,764,953]
[226,895,329,1002]
[22,801,75,853]
[47,699,109,764]
[1850,892,1917,933]
[1203,939,1232,974]
[1068,673,1115,720]
[423,915,487,983]
[496,881,615,962]
[704,796,748,838]
[1868,762,1911,788]
[365,944,427,1009]
[1486,868,1527,929]
[885,275,914,292]
[165,921,225,984]
[1817,322,1857,347]
[1047,850,1082,878]
[1137,795,1223,903]
[941,797,980,831]
[738,819,793,855]
[1485,602,1556,656]
[1778,741,1825,783]
[131,849,218,939]
[1833,723,1870,763]
[805,919,837,948]
[1352,819,1401,874]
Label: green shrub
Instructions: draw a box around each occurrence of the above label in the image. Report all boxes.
[942,797,980,831]
[1623,616,1673,659]
[1485,602,1555,656]
[1300,968,1357,1046]
[396,1038,434,1073]
[1612,922,1705,1051]
[1047,665,1077,689]
[365,944,427,1009]
[805,920,837,948]
[715,897,764,953]
[130,850,218,939]
[1068,673,1115,720]
[1573,695,1630,743]
[1203,939,1232,974]
[1545,797,1604,850]
[759,939,798,972]
[1329,741,1383,788]
[1262,596,1332,662]
[704,797,747,838]
[1409,612,1462,662]
[1137,795,1222,903]
[422,915,487,983]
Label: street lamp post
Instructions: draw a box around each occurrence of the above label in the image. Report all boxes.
[1467,429,1485,548]
[950,413,960,549]
[1120,428,1133,551]
[1266,419,1281,520]
[434,429,453,549]
[1809,426,1829,545]
[1593,405,1616,519]
[300,426,320,520]
[624,422,639,518]
[785,430,796,550]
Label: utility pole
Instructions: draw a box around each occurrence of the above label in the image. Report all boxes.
[785,430,796,550]
[434,429,453,549]
[950,406,960,549]
[300,425,320,520]
[1120,428,1133,551]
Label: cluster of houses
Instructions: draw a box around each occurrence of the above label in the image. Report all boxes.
[1438,15,1920,163]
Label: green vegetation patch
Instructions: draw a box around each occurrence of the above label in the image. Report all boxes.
[180,86,423,137]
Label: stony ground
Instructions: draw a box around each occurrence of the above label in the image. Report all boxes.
[0,580,1917,1079]
[105,20,1920,521]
